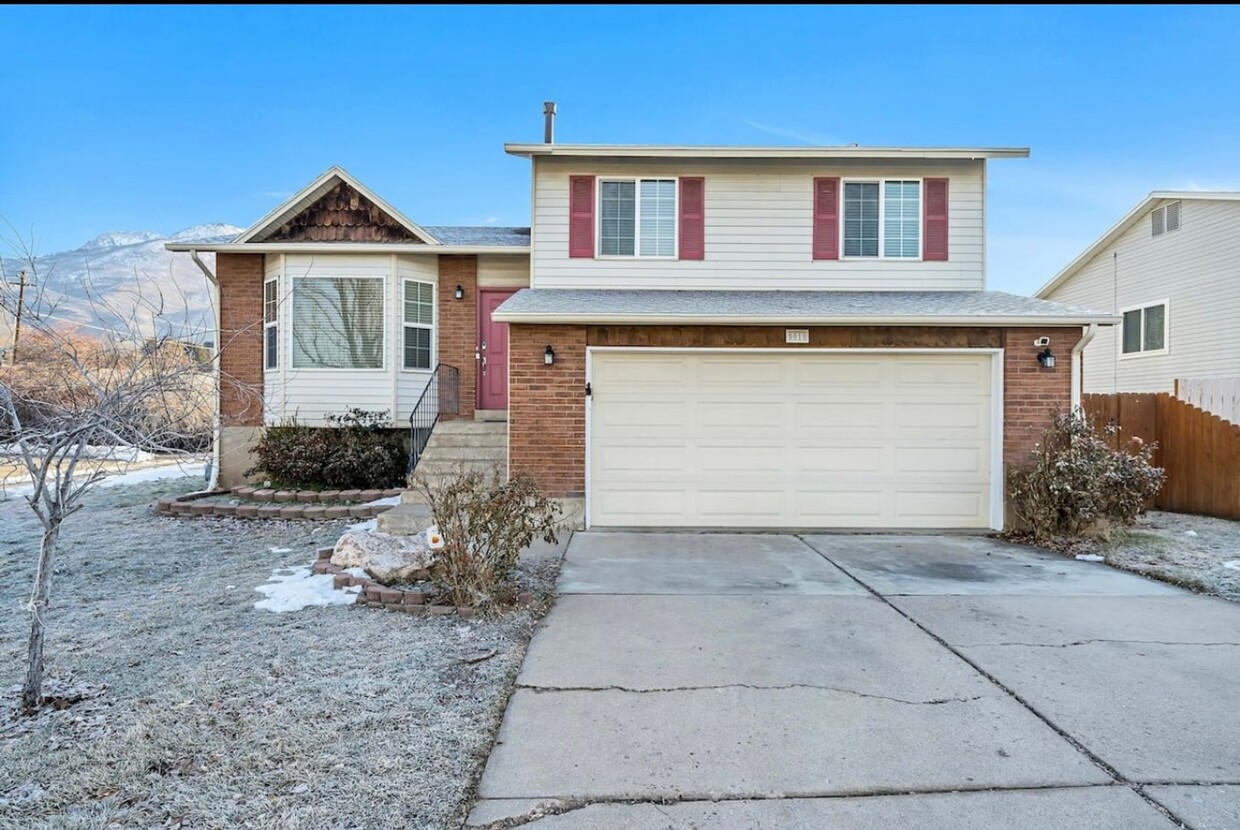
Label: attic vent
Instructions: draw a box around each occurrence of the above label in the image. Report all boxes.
[1151,201,1182,237]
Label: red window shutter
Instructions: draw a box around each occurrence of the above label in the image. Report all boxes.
[568,175,594,258]
[679,177,705,260]
[812,177,839,260]
[923,178,949,261]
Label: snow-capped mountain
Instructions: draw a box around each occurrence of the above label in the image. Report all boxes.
[1,224,242,340]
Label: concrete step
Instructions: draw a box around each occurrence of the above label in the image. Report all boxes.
[375,502,433,535]
[414,459,507,478]
[426,432,507,449]
[433,420,507,435]
[474,409,508,422]
[423,445,506,461]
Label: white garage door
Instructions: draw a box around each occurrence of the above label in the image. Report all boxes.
[588,350,997,529]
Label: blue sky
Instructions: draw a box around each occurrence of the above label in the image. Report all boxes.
[2,4,1238,294]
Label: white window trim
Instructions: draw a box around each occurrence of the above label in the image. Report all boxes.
[839,177,924,262]
[263,276,279,371]
[400,277,437,373]
[596,176,680,260]
[1118,298,1170,360]
[289,274,388,373]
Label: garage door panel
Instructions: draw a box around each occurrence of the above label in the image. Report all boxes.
[590,351,995,529]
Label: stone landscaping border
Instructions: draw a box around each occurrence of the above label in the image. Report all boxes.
[154,493,398,521]
[310,547,535,618]
[230,486,404,504]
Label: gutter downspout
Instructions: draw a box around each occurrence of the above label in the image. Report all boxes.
[1071,323,1099,413]
[189,250,222,492]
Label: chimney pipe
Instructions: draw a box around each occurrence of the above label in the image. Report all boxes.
[543,101,557,144]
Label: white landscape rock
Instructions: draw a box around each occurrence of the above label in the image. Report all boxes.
[331,530,434,585]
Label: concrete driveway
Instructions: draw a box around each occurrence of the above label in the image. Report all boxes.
[468,533,1240,829]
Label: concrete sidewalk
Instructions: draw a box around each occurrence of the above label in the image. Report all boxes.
[468,533,1240,829]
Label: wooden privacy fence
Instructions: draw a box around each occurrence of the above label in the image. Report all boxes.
[1083,392,1240,519]
[1174,378,1240,425]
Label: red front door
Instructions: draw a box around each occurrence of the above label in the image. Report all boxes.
[477,289,516,410]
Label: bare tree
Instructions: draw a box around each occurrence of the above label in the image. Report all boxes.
[0,232,214,710]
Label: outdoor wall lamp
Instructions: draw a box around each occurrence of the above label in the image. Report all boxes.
[1038,347,1056,369]
[544,345,556,365]
[454,285,464,300]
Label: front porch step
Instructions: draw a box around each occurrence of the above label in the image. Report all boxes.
[423,445,507,461]
[426,432,506,450]
[474,409,508,422]
[413,459,507,478]
[375,502,432,535]
[433,419,507,434]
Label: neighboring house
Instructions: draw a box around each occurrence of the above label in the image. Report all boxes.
[1036,192,1240,395]
[171,130,1115,531]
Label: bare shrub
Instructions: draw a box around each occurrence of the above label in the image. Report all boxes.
[1008,411,1165,544]
[413,466,559,608]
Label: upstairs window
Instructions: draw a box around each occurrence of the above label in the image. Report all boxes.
[599,178,676,257]
[1121,302,1168,356]
[263,278,278,370]
[843,180,921,259]
[1151,201,1181,236]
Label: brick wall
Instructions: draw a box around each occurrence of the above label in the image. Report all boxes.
[1003,327,1078,464]
[507,323,1083,498]
[508,324,587,496]
[216,253,264,427]
[437,256,477,419]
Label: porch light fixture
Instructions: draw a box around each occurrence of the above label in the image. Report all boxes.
[1038,347,1056,369]
[454,285,464,300]
[544,345,555,365]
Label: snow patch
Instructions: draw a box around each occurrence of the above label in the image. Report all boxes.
[1075,554,1106,562]
[1223,560,1240,571]
[1,460,206,500]
[253,566,357,613]
[1184,530,1199,537]
[269,547,293,554]
[347,517,378,533]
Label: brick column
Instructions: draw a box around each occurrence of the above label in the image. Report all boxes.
[437,255,478,419]
[1003,326,1080,464]
[509,324,587,496]
[216,253,264,427]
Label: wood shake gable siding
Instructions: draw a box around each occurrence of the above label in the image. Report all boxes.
[531,157,985,291]
[1044,199,1240,393]
[262,181,425,243]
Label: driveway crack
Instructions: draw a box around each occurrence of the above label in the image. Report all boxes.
[965,639,1240,649]
[516,682,985,706]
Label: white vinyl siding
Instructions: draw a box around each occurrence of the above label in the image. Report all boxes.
[599,178,676,258]
[1043,198,1240,393]
[532,158,983,290]
[588,350,997,529]
[291,277,385,370]
[402,280,434,370]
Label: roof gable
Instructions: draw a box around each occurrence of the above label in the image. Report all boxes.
[1036,191,1240,298]
[234,166,440,245]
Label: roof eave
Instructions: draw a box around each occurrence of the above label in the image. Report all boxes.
[165,243,530,255]
[504,144,1030,160]
[492,312,1119,326]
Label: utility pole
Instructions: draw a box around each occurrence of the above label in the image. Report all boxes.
[10,269,28,365]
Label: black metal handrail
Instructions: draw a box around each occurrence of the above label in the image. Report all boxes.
[408,363,460,476]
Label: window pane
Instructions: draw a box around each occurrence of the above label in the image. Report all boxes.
[883,180,920,258]
[292,277,384,369]
[1143,305,1165,351]
[639,179,676,257]
[264,280,278,323]
[1122,310,1143,353]
[404,326,431,370]
[600,180,635,256]
[843,182,879,257]
[404,280,434,326]
[265,325,277,370]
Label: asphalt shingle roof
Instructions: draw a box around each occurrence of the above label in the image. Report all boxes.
[494,289,1116,323]
[423,226,530,246]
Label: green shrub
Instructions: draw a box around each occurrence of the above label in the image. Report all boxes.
[248,408,406,490]
[1008,411,1165,544]
[414,465,560,608]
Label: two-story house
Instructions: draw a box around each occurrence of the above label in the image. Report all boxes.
[170,128,1114,531]
[1036,192,1240,401]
